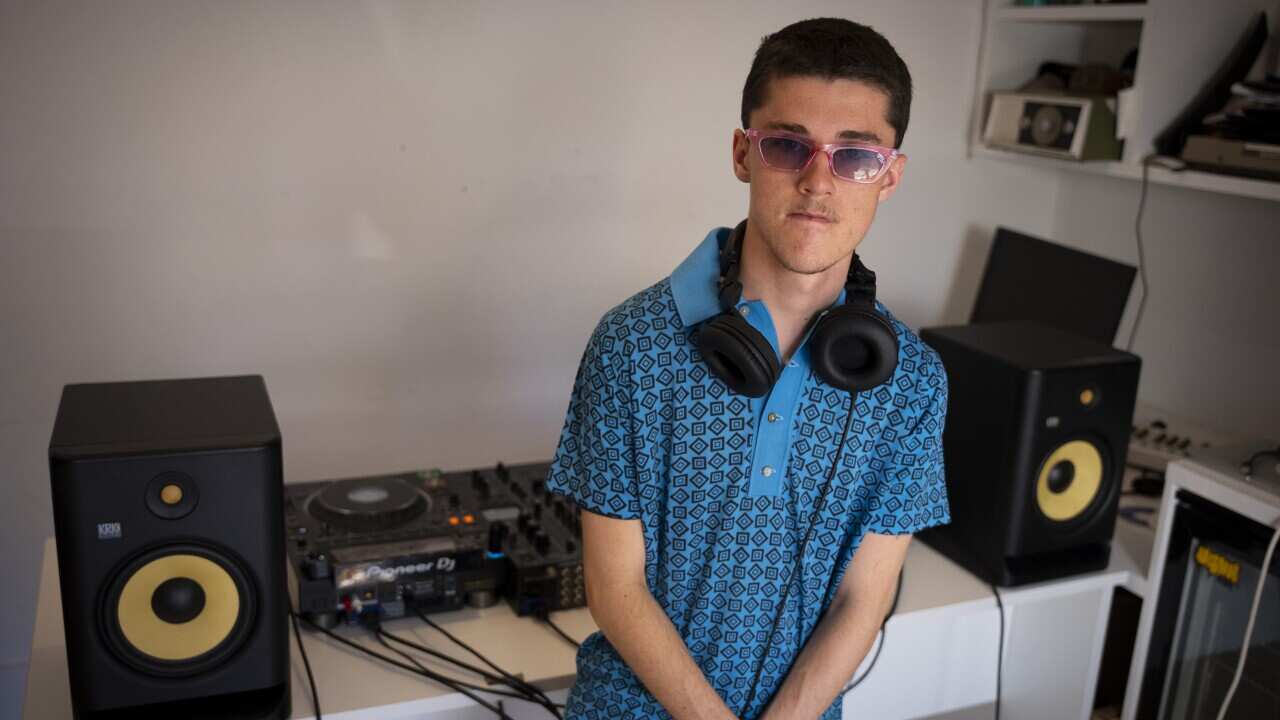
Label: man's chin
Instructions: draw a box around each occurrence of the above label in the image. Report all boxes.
[774,252,842,276]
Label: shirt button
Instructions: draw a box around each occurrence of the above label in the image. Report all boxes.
[762,466,774,477]
[767,412,780,423]
[788,360,798,368]
[738,306,750,317]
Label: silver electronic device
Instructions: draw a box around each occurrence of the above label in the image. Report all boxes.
[983,91,1122,161]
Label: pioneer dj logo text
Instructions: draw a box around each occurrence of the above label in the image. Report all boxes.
[364,556,457,581]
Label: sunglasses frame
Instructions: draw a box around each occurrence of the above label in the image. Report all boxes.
[745,128,900,184]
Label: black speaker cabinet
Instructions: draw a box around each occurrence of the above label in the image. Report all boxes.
[48,376,289,719]
[917,322,1140,587]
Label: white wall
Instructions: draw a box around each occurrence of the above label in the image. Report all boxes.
[1048,172,1280,440]
[0,0,1118,679]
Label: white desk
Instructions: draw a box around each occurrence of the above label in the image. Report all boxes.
[25,525,1146,720]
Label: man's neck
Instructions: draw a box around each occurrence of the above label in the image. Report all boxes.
[738,225,850,363]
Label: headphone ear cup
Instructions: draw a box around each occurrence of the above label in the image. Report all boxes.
[694,314,781,398]
[810,306,900,393]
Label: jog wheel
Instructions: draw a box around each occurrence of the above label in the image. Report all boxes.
[101,542,256,677]
[308,475,429,531]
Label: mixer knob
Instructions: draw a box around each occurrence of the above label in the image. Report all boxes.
[487,523,509,557]
[304,553,331,580]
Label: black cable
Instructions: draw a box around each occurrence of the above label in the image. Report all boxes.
[741,403,856,717]
[383,617,507,681]
[541,614,582,649]
[294,612,514,719]
[289,610,322,720]
[374,628,557,707]
[374,626,502,681]
[1126,154,1155,353]
[414,608,562,716]
[839,569,904,695]
[843,625,886,694]
[991,583,1005,720]
[378,627,565,714]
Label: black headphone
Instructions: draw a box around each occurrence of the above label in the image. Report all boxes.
[694,219,900,398]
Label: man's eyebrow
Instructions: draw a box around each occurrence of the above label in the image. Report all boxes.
[837,129,886,144]
[763,121,886,145]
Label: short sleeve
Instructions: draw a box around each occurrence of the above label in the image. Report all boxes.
[546,315,640,519]
[863,347,950,535]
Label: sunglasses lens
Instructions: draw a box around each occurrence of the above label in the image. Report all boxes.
[832,147,886,182]
[758,136,812,171]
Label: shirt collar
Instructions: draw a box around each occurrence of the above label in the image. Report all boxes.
[669,226,850,328]
[670,227,730,327]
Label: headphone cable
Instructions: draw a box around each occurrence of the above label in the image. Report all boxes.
[740,402,856,717]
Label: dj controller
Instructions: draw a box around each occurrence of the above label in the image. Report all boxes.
[285,461,585,628]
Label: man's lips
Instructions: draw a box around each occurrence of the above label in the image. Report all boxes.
[788,211,834,223]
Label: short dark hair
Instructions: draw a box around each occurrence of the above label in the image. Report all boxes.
[741,18,912,148]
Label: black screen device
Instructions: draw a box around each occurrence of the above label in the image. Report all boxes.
[971,227,1137,347]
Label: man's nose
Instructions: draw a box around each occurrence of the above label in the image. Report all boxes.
[798,150,835,196]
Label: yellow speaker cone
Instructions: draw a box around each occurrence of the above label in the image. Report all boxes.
[1036,440,1103,522]
[116,554,241,661]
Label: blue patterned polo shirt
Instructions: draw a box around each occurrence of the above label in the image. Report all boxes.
[546,226,950,719]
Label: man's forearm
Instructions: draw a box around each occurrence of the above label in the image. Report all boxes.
[758,592,884,720]
[589,580,737,720]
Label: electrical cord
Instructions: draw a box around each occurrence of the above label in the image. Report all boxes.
[539,612,583,649]
[1126,153,1185,352]
[294,612,517,719]
[373,628,558,708]
[378,623,565,715]
[1214,519,1280,720]
[991,584,1005,720]
[289,610,322,720]
[414,607,562,717]
[1126,154,1155,352]
[741,403,856,717]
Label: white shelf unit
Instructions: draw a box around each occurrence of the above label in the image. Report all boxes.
[970,0,1280,202]
[996,4,1149,22]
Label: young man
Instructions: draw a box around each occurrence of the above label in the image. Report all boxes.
[547,18,949,720]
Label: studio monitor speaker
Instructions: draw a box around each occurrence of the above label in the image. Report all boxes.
[49,375,289,719]
[917,322,1140,586]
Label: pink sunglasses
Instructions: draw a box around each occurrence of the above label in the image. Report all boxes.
[746,129,899,184]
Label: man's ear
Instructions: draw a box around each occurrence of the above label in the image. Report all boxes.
[876,152,906,203]
[732,129,751,184]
